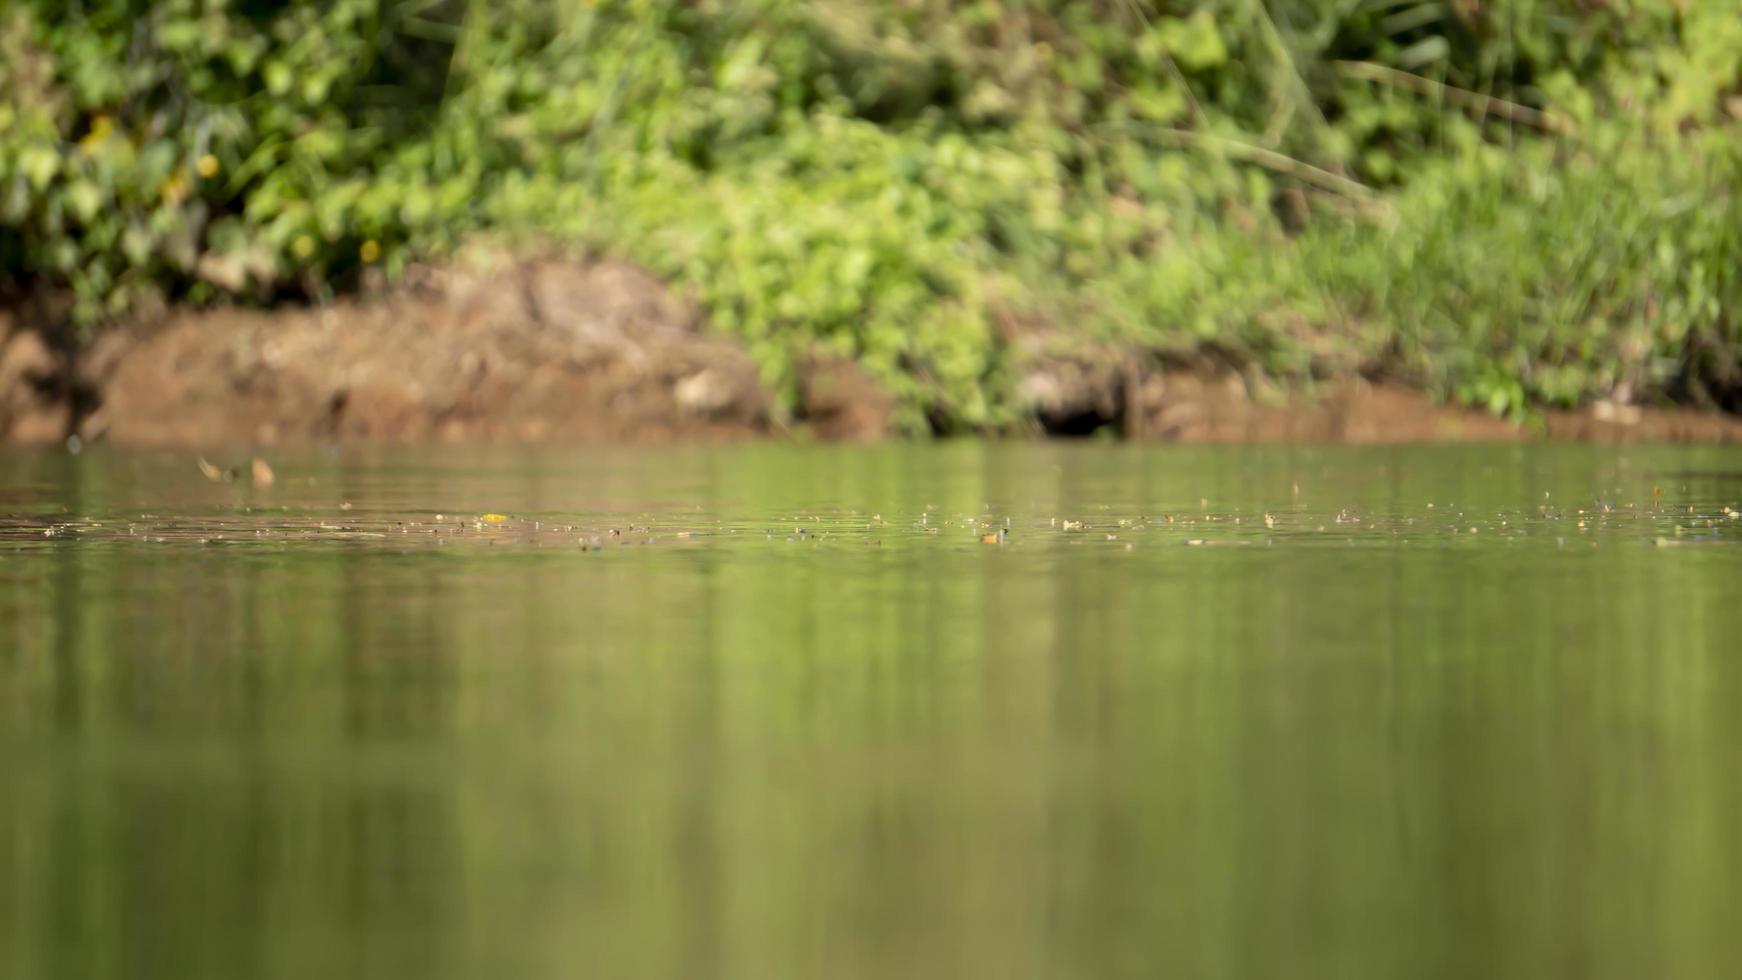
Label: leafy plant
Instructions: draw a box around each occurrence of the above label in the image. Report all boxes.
[4,0,1741,430]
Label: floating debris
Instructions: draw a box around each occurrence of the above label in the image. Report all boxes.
[196,458,235,483]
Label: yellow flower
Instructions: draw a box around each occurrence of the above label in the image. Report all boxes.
[359,239,381,263]
[159,169,190,205]
[292,234,315,259]
[79,115,114,155]
[196,154,219,178]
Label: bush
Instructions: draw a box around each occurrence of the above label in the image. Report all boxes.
[3,1,1740,428]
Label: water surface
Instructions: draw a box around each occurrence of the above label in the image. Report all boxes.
[3,443,1740,979]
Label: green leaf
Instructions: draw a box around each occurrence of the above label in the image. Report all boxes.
[66,179,103,221]
[1162,11,1228,72]
[19,144,59,189]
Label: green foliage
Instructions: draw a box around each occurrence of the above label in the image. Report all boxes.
[4,0,1742,427]
[0,0,474,332]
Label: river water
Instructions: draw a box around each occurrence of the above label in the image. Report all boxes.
[2,443,1739,979]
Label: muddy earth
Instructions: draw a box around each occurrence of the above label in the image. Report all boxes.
[0,308,72,444]
[3,252,1740,447]
[1017,344,1742,444]
[87,255,782,447]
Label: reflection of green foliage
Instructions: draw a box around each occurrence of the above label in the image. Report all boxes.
[3,2,1742,430]
[6,444,1742,978]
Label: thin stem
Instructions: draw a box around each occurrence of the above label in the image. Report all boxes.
[1335,60,1574,135]
[1150,127,1381,203]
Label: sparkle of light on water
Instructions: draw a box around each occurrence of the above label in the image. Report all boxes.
[3,443,1740,980]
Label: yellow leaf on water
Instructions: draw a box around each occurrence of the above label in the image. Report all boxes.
[480,513,509,523]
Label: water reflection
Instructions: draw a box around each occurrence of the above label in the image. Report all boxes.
[2,444,1740,979]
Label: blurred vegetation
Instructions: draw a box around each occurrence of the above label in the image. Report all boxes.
[3,1,1741,431]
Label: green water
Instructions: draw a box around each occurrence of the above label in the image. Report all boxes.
[3,443,1740,979]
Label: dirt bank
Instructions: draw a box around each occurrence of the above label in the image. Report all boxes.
[1130,372,1742,444]
[64,250,899,447]
[84,253,783,447]
[1131,371,1742,444]
[3,251,1740,447]
[1016,346,1742,444]
[0,307,73,444]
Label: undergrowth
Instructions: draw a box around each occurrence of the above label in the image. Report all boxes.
[3,1,1740,431]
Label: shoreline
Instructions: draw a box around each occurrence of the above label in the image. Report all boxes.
[5,254,1741,449]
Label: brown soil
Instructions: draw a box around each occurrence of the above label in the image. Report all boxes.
[1015,347,1742,444]
[1131,371,1742,443]
[2,249,1739,447]
[0,308,70,445]
[83,252,777,447]
[794,353,896,441]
